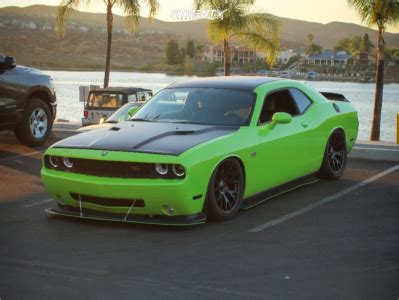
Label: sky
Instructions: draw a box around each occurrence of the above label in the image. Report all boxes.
[1,0,398,33]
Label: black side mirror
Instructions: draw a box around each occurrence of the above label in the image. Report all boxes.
[5,56,16,69]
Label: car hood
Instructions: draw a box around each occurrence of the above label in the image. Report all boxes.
[53,121,238,156]
[16,65,46,76]
[77,123,113,132]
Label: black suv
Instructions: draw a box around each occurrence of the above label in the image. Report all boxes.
[0,54,57,146]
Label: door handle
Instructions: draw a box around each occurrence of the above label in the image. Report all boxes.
[301,121,309,128]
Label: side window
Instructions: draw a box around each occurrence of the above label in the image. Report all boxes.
[258,89,300,124]
[289,89,312,114]
[127,94,137,102]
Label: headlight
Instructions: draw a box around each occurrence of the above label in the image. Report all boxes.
[50,78,55,91]
[49,156,60,168]
[172,164,185,177]
[155,163,169,175]
[63,157,73,168]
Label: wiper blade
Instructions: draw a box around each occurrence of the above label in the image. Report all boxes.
[130,118,154,122]
[171,121,206,125]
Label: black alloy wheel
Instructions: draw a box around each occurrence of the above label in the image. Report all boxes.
[207,158,244,221]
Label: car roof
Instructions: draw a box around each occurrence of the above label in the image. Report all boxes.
[90,87,152,94]
[167,76,281,91]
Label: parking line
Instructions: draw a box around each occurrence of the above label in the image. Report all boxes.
[249,164,399,233]
[23,198,53,208]
[0,150,43,162]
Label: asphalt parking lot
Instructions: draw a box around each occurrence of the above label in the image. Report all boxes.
[0,135,398,300]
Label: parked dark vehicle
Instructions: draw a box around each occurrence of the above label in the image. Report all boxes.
[0,54,56,146]
[82,87,152,126]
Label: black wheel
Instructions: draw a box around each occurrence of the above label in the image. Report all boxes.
[14,98,53,147]
[316,130,347,180]
[206,158,244,221]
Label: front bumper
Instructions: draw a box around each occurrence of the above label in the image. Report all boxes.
[41,167,208,224]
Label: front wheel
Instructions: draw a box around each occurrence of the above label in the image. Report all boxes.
[206,158,244,221]
[316,130,347,180]
[14,98,53,147]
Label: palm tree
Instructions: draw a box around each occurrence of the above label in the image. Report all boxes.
[56,0,159,88]
[194,0,279,76]
[348,0,399,141]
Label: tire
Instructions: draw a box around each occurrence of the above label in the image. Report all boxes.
[206,158,244,221]
[316,129,347,180]
[14,98,53,147]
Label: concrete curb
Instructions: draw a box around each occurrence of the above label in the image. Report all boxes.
[349,141,399,162]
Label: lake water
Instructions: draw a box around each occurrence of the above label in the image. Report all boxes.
[44,70,399,142]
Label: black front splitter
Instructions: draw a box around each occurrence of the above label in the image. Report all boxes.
[45,204,206,226]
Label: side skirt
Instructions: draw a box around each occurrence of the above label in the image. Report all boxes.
[241,174,319,210]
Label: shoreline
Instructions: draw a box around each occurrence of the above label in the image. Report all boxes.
[38,66,399,83]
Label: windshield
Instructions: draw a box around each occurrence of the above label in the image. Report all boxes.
[131,88,255,126]
[88,93,123,108]
[106,103,141,123]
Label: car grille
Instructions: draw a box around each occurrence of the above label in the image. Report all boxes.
[70,193,145,208]
[44,156,181,179]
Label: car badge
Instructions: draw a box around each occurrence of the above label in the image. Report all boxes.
[101,151,108,157]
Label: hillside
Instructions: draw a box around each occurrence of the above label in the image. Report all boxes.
[1,5,399,69]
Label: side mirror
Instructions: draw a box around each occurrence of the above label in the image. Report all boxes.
[270,112,292,129]
[127,106,139,117]
[5,56,16,69]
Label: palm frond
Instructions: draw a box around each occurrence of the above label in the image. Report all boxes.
[231,12,280,65]
[146,0,159,18]
[232,31,279,65]
[118,0,158,32]
[56,0,85,37]
[348,0,399,31]
[119,0,141,31]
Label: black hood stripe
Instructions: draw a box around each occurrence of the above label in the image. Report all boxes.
[53,122,238,156]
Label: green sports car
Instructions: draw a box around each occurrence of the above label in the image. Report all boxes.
[41,77,359,225]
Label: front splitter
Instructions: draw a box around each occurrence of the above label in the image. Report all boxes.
[45,205,206,226]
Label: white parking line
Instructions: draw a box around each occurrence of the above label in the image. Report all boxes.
[0,150,43,162]
[23,198,53,208]
[249,164,399,233]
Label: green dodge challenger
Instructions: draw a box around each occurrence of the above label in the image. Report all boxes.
[41,77,359,225]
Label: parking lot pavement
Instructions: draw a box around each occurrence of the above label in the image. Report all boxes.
[1,135,398,299]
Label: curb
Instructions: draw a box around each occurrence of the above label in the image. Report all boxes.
[349,141,399,162]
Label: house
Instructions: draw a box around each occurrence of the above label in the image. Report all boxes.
[27,22,37,29]
[355,52,376,66]
[305,50,352,67]
[200,44,259,63]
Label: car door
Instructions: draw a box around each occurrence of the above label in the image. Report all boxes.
[252,88,313,193]
[0,64,21,126]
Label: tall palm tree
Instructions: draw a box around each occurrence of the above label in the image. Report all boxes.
[56,0,159,88]
[348,0,399,141]
[194,0,279,76]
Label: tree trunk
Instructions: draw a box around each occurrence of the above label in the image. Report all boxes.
[223,39,231,76]
[103,2,113,88]
[370,28,384,141]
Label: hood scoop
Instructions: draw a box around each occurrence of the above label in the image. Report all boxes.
[109,127,121,131]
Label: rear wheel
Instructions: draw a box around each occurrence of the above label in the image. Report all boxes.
[316,130,347,180]
[206,158,244,221]
[15,98,53,147]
